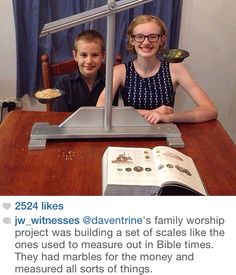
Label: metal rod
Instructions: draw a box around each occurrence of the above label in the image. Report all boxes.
[40,0,153,37]
[104,0,116,132]
[39,0,154,133]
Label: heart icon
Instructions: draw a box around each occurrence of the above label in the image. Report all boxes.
[3,203,11,210]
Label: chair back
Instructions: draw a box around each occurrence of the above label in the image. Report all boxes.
[41,53,123,89]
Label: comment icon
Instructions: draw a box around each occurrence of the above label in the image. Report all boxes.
[3,217,11,224]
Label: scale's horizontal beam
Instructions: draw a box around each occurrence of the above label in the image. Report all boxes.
[40,0,153,37]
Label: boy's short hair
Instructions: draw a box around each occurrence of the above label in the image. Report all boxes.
[74,30,105,53]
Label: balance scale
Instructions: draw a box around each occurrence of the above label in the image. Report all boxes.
[28,0,184,150]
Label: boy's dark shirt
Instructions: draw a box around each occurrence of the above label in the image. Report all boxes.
[52,67,117,112]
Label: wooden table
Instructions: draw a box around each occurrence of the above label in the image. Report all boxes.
[0,110,235,195]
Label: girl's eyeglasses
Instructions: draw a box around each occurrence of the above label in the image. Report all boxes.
[131,33,162,43]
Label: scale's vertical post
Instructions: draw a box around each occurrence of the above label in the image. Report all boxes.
[104,0,116,132]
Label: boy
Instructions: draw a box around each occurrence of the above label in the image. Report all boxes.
[53,30,108,112]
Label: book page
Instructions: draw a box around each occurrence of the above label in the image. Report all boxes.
[106,147,161,186]
[152,146,207,195]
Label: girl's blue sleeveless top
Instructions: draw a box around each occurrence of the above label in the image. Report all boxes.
[121,61,175,109]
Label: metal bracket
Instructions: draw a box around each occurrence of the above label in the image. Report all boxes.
[28,107,184,150]
[167,137,185,148]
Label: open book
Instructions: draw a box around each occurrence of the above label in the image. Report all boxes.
[102,146,207,196]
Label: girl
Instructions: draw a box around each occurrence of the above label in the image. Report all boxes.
[97,15,217,124]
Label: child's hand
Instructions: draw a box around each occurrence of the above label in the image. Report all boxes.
[138,108,174,124]
[154,105,173,114]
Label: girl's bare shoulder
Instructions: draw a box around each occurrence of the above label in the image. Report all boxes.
[169,62,188,73]
[114,63,126,73]
[113,63,126,84]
